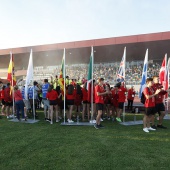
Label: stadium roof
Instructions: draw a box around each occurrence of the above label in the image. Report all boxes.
[1,31,170,68]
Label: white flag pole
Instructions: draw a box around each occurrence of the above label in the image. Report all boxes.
[63,48,66,124]
[91,47,94,122]
[10,52,15,118]
[123,47,126,123]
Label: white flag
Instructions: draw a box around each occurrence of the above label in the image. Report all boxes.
[25,49,34,100]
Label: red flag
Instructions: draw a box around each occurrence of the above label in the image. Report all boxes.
[7,53,16,86]
[159,55,167,87]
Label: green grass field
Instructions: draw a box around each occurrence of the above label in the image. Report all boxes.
[0,111,170,170]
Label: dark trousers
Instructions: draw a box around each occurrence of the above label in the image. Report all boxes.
[29,99,38,116]
[127,100,133,110]
[15,100,25,119]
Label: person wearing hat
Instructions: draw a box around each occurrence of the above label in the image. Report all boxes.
[127,86,135,111]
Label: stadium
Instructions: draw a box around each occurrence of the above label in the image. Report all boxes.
[1,31,170,88]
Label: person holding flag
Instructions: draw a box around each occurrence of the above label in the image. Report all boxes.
[143,78,161,133]
[116,47,127,122]
[151,76,168,129]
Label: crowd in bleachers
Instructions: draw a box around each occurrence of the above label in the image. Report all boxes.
[33,61,162,85]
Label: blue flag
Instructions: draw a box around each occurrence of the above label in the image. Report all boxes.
[117,47,126,82]
[139,49,148,98]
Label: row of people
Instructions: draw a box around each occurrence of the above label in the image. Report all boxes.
[142,76,168,133]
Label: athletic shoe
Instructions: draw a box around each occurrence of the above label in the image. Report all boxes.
[93,120,96,123]
[143,128,149,133]
[98,124,104,128]
[56,119,60,123]
[7,116,10,119]
[100,118,104,122]
[68,119,74,123]
[50,121,53,125]
[22,118,27,121]
[58,116,62,120]
[46,119,51,122]
[147,127,156,131]
[94,124,100,129]
[151,125,157,130]
[157,125,167,129]
[107,117,111,120]
[116,117,122,122]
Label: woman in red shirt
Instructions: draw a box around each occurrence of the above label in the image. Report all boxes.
[46,85,61,124]
[14,85,26,121]
[74,84,83,121]
[111,85,119,120]
[82,83,90,121]
[127,86,135,111]
[0,86,6,115]
[66,84,76,123]
[104,84,112,120]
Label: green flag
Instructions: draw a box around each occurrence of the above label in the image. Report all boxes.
[87,47,93,80]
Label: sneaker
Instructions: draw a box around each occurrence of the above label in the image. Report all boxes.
[100,118,104,122]
[46,118,51,122]
[50,121,53,125]
[58,116,62,120]
[7,116,10,119]
[68,119,74,123]
[151,125,157,130]
[107,117,111,120]
[147,127,156,131]
[56,119,60,123]
[92,120,96,123]
[22,118,27,121]
[157,125,167,129]
[116,117,122,122]
[94,124,100,129]
[143,127,149,133]
[98,124,104,128]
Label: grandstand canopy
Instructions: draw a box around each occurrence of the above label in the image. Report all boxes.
[1,31,170,69]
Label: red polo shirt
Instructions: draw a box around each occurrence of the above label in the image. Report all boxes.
[143,87,155,108]
[95,85,105,104]
[152,83,167,104]
[127,89,135,100]
[46,90,58,100]
[118,86,127,103]
[82,88,88,101]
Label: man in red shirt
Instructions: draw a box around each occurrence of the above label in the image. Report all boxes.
[143,78,161,133]
[116,82,127,122]
[127,86,135,111]
[94,78,111,129]
[152,76,168,129]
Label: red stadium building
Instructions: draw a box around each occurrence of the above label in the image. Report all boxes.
[0,31,170,86]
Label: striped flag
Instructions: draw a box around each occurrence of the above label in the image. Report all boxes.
[117,47,126,82]
[139,49,148,98]
[7,53,16,86]
[58,49,65,94]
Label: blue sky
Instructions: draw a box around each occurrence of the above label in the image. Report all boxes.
[0,0,170,49]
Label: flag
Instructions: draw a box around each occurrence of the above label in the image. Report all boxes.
[58,49,65,93]
[25,49,34,100]
[87,47,93,102]
[117,47,126,82]
[139,49,148,98]
[7,53,16,86]
[165,57,170,98]
[159,54,167,90]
